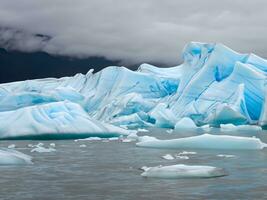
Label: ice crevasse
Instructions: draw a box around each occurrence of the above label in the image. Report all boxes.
[0,42,266,139]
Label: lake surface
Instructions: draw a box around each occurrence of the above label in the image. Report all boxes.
[0,128,267,200]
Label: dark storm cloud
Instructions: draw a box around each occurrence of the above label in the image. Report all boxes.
[0,0,267,65]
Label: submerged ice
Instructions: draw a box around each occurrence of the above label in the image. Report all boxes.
[0,42,266,140]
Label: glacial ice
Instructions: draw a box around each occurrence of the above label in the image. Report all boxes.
[0,41,266,140]
[136,134,267,150]
[0,101,132,139]
[140,164,227,179]
[0,148,32,165]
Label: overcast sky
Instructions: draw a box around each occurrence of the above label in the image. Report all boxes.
[0,0,267,65]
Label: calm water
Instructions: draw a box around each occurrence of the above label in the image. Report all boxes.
[0,128,267,200]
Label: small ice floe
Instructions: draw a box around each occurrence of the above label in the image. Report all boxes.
[121,138,133,143]
[31,146,56,153]
[178,151,197,155]
[79,144,87,148]
[0,148,32,165]
[217,154,236,158]
[140,164,227,179]
[27,144,33,148]
[108,137,119,141]
[220,124,262,131]
[136,134,267,150]
[50,143,56,147]
[166,129,173,134]
[8,144,16,149]
[75,137,102,142]
[175,155,189,160]
[137,128,149,132]
[162,154,175,160]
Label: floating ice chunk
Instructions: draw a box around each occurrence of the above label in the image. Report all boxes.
[175,155,189,160]
[140,164,226,179]
[75,137,102,142]
[121,138,133,143]
[166,129,173,133]
[136,134,267,150]
[27,144,33,148]
[36,143,44,147]
[217,154,236,158]
[137,128,149,132]
[79,144,87,148]
[31,146,56,153]
[178,151,197,155]
[162,154,175,160]
[0,148,32,165]
[50,143,56,147]
[8,144,16,149]
[220,124,262,131]
[108,137,119,141]
[174,117,197,129]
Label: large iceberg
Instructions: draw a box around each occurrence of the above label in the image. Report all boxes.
[0,42,266,139]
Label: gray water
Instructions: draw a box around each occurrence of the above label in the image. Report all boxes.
[0,128,267,200]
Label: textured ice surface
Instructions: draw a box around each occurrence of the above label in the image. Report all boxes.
[0,148,32,165]
[0,42,266,139]
[140,164,226,179]
[175,117,197,129]
[136,134,267,150]
[0,101,132,139]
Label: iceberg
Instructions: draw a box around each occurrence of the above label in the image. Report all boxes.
[140,164,227,179]
[0,148,32,165]
[136,134,267,150]
[0,101,133,139]
[0,41,267,139]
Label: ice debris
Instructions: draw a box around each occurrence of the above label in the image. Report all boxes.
[217,154,236,158]
[31,146,56,153]
[161,154,175,160]
[7,144,16,149]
